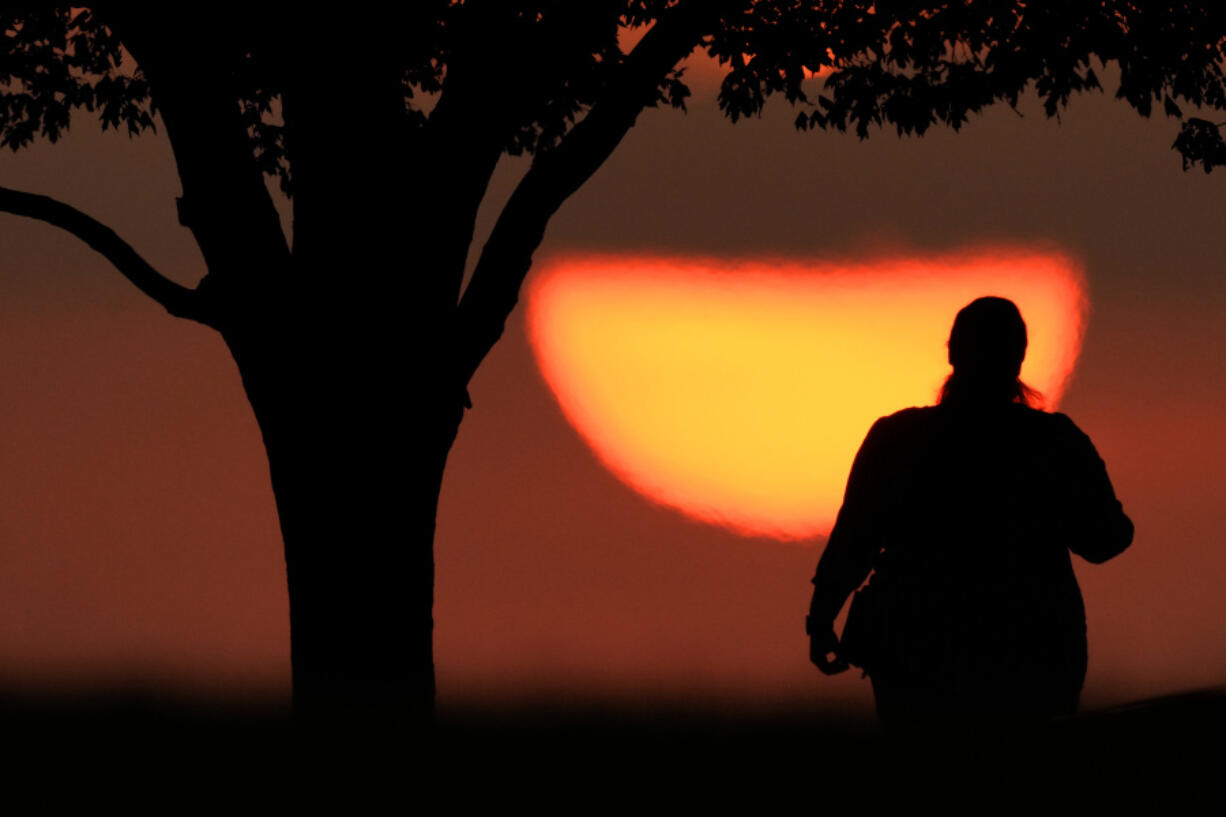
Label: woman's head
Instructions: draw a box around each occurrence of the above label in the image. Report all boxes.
[940,296,1041,407]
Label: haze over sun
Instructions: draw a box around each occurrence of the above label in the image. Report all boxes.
[527,249,1088,540]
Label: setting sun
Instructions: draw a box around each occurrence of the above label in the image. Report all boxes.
[526,250,1088,541]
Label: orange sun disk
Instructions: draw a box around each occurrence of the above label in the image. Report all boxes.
[526,250,1088,541]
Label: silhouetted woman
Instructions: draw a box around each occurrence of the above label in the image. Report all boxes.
[807,297,1133,725]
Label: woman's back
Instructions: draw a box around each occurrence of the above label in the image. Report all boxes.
[808,297,1133,724]
[851,404,1131,719]
[870,402,1127,594]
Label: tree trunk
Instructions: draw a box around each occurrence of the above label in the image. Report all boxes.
[224,315,463,720]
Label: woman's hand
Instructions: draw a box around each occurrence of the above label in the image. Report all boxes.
[809,626,850,675]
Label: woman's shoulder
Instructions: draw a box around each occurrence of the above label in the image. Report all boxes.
[879,405,940,425]
[866,405,940,437]
[1018,406,1085,434]
[876,403,1083,434]
[867,403,1087,436]
[1032,409,1101,451]
[995,406,1100,453]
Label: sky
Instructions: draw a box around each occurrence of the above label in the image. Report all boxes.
[1,47,1225,716]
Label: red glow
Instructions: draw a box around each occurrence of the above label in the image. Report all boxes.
[526,249,1088,540]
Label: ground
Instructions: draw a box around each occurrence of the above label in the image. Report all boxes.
[0,687,1221,806]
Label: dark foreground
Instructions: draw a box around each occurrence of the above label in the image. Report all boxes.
[1,687,1222,805]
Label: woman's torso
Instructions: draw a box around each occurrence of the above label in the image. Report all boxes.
[863,403,1090,681]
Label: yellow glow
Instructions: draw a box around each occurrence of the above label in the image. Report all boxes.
[526,250,1088,540]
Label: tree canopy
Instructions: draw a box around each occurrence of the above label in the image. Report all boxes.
[5,4,1226,184]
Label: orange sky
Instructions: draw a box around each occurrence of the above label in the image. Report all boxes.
[1,60,1225,714]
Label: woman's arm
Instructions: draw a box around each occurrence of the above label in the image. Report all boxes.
[1053,414,1134,564]
[808,417,890,670]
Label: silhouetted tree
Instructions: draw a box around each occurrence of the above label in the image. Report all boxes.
[1,2,1223,718]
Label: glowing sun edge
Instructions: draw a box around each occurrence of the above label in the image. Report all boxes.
[526,249,1088,541]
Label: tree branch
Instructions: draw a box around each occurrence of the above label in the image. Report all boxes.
[416,1,620,314]
[0,185,212,325]
[413,48,515,313]
[453,2,725,389]
[101,8,291,320]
